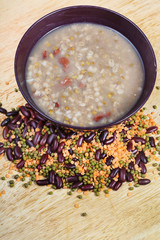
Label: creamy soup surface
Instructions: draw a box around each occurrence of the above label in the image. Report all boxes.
[26,23,144,127]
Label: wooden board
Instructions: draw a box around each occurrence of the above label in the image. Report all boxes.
[0,1,160,239]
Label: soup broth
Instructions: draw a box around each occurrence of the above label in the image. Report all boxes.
[26,23,144,127]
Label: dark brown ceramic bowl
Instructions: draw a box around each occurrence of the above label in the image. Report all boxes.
[14,5,157,131]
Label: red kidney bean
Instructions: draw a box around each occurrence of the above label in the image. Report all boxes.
[1,117,10,127]
[35,112,45,121]
[56,175,63,189]
[140,151,147,164]
[58,152,64,163]
[146,126,158,133]
[126,172,134,182]
[47,133,57,145]
[114,181,122,191]
[67,176,79,183]
[23,117,29,125]
[37,121,44,130]
[84,132,96,143]
[14,146,22,158]
[0,107,7,114]
[7,123,17,130]
[126,124,134,130]
[127,140,133,152]
[33,131,41,146]
[3,126,9,139]
[11,114,21,124]
[119,167,126,182]
[49,170,56,185]
[36,179,49,186]
[6,148,14,161]
[16,160,25,169]
[49,125,56,134]
[47,145,52,155]
[99,130,108,142]
[37,165,42,171]
[132,137,146,144]
[135,153,141,165]
[57,128,66,139]
[66,131,76,139]
[123,137,129,143]
[51,138,58,152]
[132,148,138,155]
[22,126,28,139]
[138,179,151,185]
[20,106,30,118]
[29,120,37,129]
[139,161,147,174]
[95,149,101,161]
[40,154,48,164]
[149,137,156,147]
[77,136,84,147]
[57,141,65,153]
[69,148,73,155]
[26,139,34,147]
[108,180,116,189]
[8,132,13,143]
[6,110,19,117]
[28,108,36,119]
[128,161,135,170]
[72,158,79,161]
[109,168,119,179]
[65,163,75,169]
[81,184,94,191]
[34,119,39,124]
[72,181,83,188]
[40,132,48,145]
[104,137,114,145]
[0,147,5,155]
[14,134,20,145]
[106,155,114,166]
[100,152,107,159]
[113,130,117,140]
[0,142,4,147]
[25,103,32,109]
[17,118,23,127]
[45,122,52,127]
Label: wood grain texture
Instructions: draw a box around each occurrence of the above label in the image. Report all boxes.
[0,1,160,239]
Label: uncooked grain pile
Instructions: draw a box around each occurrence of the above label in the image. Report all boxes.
[0,103,160,196]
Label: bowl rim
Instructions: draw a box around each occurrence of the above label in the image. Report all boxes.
[14,5,157,131]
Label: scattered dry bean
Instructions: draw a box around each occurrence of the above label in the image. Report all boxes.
[0,107,7,114]
[146,126,158,133]
[138,179,151,185]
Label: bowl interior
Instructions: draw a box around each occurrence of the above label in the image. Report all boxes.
[15,6,157,130]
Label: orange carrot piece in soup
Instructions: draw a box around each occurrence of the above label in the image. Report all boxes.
[42,50,47,59]
[93,112,111,122]
[60,77,72,86]
[105,112,111,117]
[59,57,69,70]
[55,102,60,108]
[53,48,60,56]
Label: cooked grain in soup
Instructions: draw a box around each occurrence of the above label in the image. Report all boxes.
[26,23,144,127]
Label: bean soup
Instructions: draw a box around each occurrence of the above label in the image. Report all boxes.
[26,23,144,127]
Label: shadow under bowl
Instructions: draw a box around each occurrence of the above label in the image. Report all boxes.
[14,5,157,131]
